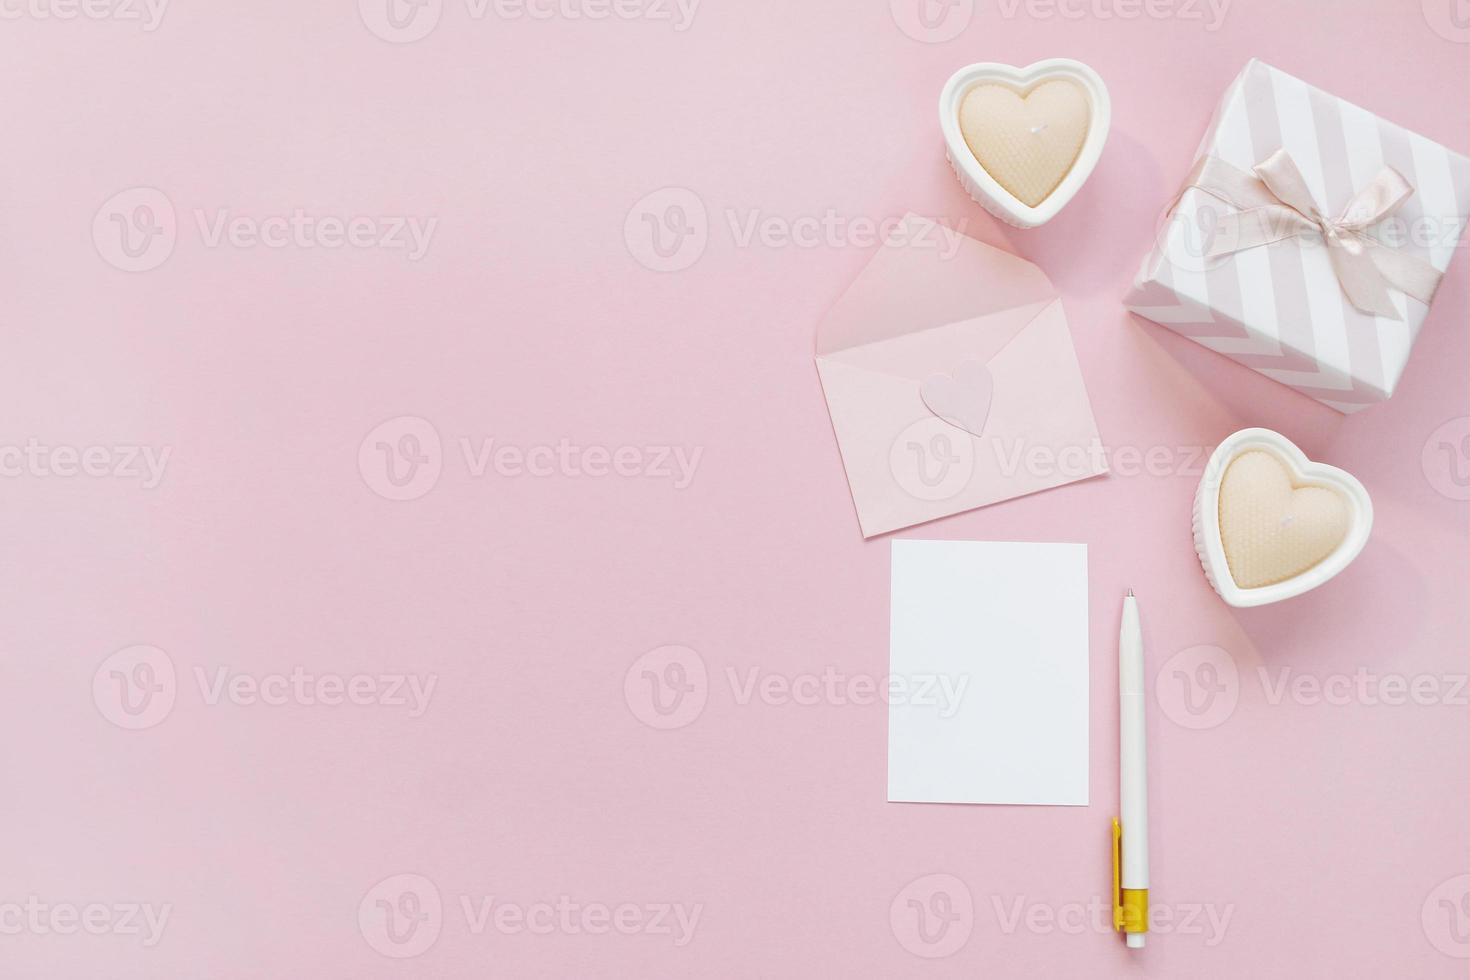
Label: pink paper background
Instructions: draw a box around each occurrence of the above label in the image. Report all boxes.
[4,1,1470,976]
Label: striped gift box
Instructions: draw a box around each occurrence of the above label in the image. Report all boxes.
[1125,60,1470,413]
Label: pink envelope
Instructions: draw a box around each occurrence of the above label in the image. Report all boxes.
[816,215,1107,537]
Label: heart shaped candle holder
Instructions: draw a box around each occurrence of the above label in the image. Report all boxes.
[939,59,1110,229]
[1193,428,1374,608]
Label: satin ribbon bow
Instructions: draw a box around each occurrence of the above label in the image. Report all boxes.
[1190,148,1442,321]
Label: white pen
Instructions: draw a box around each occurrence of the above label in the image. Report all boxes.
[1112,589,1149,948]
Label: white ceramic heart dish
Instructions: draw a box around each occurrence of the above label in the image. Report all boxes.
[1193,428,1374,608]
[939,59,1111,229]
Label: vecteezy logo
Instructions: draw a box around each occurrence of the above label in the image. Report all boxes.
[1152,194,1234,276]
[889,873,973,958]
[623,187,708,272]
[623,645,708,730]
[1156,644,1239,730]
[1422,417,1470,501]
[889,0,973,42]
[93,188,177,272]
[93,645,178,730]
[359,873,443,958]
[358,416,443,501]
[358,0,443,42]
[1423,873,1470,957]
[1423,0,1470,42]
[888,417,974,502]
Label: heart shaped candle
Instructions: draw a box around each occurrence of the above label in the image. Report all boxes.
[940,59,1110,228]
[1218,451,1350,589]
[958,80,1090,209]
[1194,429,1373,607]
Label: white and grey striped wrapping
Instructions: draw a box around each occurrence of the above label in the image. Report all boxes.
[1125,59,1470,413]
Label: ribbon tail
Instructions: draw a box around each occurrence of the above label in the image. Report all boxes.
[1366,240,1444,309]
[1329,240,1404,320]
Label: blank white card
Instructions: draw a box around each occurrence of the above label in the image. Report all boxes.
[888,540,1089,806]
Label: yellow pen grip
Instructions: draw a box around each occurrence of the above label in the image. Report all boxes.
[1112,819,1148,934]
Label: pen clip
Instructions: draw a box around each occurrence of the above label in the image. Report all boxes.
[1111,818,1124,931]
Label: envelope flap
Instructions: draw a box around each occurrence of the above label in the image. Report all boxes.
[815,299,1059,381]
[814,214,1057,356]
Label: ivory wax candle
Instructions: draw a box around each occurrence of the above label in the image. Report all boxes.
[939,60,1111,228]
[957,80,1090,208]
